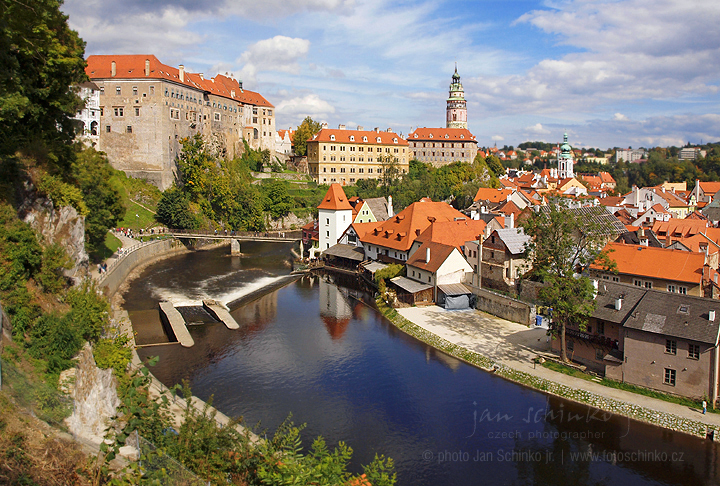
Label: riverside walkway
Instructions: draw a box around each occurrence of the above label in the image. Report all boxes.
[398,306,720,433]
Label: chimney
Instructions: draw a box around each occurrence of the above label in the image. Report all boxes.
[239,79,243,91]
[374,127,380,133]
[357,126,364,131]
[710,310,716,322]
[338,124,346,130]
[199,73,204,80]
[387,195,394,218]
[387,128,392,132]
[426,247,431,264]
[144,59,150,76]
[321,122,329,129]
[615,298,623,311]
[179,65,185,82]
[111,61,116,77]
[509,212,515,229]
[231,89,235,97]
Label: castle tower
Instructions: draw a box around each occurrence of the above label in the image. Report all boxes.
[318,183,353,250]
[557,132,574,179]
[446,64,467,129]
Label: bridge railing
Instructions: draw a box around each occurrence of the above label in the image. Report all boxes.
[168,228,302,239]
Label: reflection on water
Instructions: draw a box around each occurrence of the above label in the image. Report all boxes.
[124,244,720,486]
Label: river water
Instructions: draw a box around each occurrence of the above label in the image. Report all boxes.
[123,242,720,485]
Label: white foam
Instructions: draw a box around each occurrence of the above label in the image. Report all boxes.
[150,274,288,307]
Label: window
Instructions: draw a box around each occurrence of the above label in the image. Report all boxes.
[689,344,700,359]
[134,107,140,116]
[597,321,605,335]
[633,279,642,287]
[679,287,687,295]
[132,86,138,95]
[666,339,677,355]
[214,113,221,121]
[105,125,111,133]
[326,218,329,225]
[116,86,121,95]
[100,107,104,116]
[150,86,155,95]
[126,126,132,133]
[612,276,619,282]
[113,107,124,117]
[664,368,676,386]
[644,281,653,289]
[100,86,105,94]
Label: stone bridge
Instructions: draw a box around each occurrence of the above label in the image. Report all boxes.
[167,229,304,255]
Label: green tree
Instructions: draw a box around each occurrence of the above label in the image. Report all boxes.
[261,179,293,219]
[379,155,400,196]
[156,186,198,229]
[72,148,124,258]
[485,154,504,178]
[0,0,87,164]
[292,116,322,156]
[37,242,71,294]
[521,203,615,362]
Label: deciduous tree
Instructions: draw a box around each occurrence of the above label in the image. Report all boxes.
[292,116,322,157]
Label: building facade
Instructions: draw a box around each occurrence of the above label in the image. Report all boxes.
[306,127,410,185]
[446,66,467,129]
[407,127,478,167]
[85,55,275,190]
[72,81,101,146]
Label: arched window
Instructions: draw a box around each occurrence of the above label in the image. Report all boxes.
[90,121,98,136]
[253,128,258,140]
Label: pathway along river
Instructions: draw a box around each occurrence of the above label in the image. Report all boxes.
[123,242,720,485]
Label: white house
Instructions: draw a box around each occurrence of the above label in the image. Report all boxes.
[317,184,353,253]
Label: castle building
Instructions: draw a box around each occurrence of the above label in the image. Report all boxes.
[557,132,575,179]
[306,126,410,185]
[446,66,467,129]
[72,81,101,146]
[85,55,276,190]
[406,127,478,167]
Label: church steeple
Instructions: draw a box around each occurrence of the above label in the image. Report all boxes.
[557,132,575,179]
[446,64,467,129]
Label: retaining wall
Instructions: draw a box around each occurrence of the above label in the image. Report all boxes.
[472,286,534,326]
[99,239,184,297]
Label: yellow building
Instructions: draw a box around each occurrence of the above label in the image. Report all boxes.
[307,127,410,185]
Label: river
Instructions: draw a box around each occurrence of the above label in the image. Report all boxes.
[122,242,720,485]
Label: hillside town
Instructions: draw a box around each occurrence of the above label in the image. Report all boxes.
[3,2,720,479]
[70,54,720,406]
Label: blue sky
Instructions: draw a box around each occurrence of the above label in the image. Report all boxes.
[63,0,720,150]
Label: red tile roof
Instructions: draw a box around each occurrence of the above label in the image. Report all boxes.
[311,128,408,146]
[474,187,512,203]
[407,241,457,273]
[594,242,705,284]
[85,54,273,107]
[699,182,720,195]
[358,200,466,252]
[414,219,487,250]
[317,184,353,210]
[651,218,708,238]
[408,127,477,142]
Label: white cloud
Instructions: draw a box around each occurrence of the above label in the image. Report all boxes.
[491,135,505,142]
[275,94,336,121]
[526,123,550,135]
[613,113,629,121]
[235,36,310,87]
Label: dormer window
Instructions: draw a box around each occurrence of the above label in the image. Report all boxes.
[363,136,368,142]
[460,134,465,139]
[377,137,382,143]
[330,134,335,141]
[393,138,398,143]
[429,134,433,138]
[414,134,418,138]
[445,134,449,138]
[350,135,355,141]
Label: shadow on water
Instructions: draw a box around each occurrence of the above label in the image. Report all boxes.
[125,244,720,486]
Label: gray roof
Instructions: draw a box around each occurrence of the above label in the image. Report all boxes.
[540,205,626,236]
[321,244,365,261]
[702,199,720,222]
[364,197,390,221]
[363,261,388,274]
[624,290,720,345]
[390,276,432,293]
[494,227,531,255]
[594,281,720,345]
[615,229,663,248]
[438,283,471,296]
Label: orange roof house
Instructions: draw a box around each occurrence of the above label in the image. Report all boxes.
[591,242,711,297]
[355,199,467,262]
[318,183,353,210]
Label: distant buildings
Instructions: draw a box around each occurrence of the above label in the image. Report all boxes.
[615,148,647,163]
[85,55,276,190]
[406,127,478,166]
[306,126,410,185]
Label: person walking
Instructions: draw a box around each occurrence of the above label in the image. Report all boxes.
[703,400,707,414]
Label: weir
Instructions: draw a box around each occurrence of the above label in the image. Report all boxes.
[202,299,239,330]
[158,301,195,347]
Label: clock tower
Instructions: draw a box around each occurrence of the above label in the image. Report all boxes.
[446,64,467,129]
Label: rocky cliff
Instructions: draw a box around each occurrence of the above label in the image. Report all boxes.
[20,194,89,280]
[64,344,120,446]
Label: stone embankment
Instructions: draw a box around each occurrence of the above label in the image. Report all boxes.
[379,301,716,440]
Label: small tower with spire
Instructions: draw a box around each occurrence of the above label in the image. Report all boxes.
[557,132,574,179]
[446,64,467,129]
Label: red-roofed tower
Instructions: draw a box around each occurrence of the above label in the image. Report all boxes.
[318,183,353,250]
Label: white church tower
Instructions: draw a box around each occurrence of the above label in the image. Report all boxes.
[318,183,353,251]
[557,132,575,179]
[446,64,467,129]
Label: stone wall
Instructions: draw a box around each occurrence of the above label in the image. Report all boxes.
[99,239,184,297]
[472,287,533,326]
